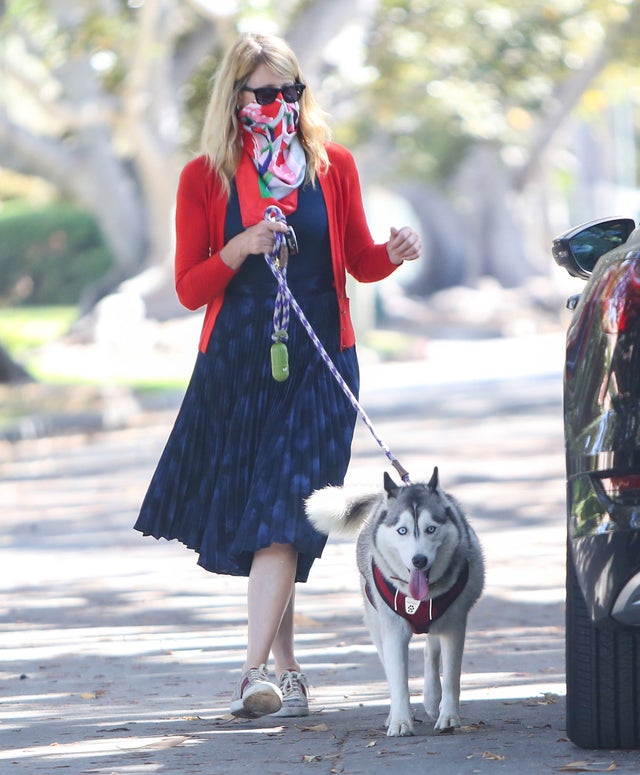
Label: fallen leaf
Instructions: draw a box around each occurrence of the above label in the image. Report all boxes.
[297,723,329,732]
[366,741,376,748]
[559,762,616,772]
[302,754,322,763]
[482,751,506,761]
[524,693,558,706]
[459,721,486,732]
[81,692,97,700]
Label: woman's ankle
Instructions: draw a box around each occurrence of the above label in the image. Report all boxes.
[275,663,301,677]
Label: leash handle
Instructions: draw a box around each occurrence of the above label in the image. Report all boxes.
[263,206,412,485]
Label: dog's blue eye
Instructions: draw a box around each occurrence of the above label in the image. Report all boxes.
[426,525,436,534]
[397,526,408,535]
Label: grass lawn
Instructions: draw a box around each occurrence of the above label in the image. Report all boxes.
[0,305,423,389]
[0,306,189,391]
[0,306,77,353]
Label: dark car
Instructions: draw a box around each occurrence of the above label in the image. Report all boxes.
[552,217,640,749]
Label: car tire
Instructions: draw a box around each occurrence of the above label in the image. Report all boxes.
[566,543,640,749]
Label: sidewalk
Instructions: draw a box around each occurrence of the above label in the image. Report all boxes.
[1,356,640,773]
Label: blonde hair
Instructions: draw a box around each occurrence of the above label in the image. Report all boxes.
[201,32,331,193]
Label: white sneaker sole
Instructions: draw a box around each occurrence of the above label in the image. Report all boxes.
[230,684,282,719]
[271,703,309,717]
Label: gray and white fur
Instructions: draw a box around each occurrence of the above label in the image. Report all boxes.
[306,467,484,737]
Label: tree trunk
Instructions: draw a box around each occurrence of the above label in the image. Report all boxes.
[0,343,32,384]
[396,183,469,294]
[453,143,537,288]
[0,120,149,277]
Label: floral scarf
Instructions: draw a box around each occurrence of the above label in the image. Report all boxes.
[236,97,306,226]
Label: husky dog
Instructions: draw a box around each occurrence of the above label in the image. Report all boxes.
[306,467,484,737]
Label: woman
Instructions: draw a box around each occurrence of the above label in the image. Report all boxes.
[134,32,421,720]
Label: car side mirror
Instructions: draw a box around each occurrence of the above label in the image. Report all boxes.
[552,217,636,280]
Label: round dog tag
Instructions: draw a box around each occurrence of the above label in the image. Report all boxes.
[270,341,289,382]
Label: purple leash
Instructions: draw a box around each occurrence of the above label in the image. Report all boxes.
[263,205,411,484]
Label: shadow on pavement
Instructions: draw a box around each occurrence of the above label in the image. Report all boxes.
[3,383,640,773]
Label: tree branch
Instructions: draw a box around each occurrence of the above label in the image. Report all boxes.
[1,56,117,131]
[515,2,640,190]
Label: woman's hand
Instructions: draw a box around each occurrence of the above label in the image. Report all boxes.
[386,226,422,266]
[220,220,290,270]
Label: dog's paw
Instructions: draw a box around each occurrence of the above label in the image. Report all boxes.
[423,694,441,720]
[434,711,461,731]
[387,718,415,737]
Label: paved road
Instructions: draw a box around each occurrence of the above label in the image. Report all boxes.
[2,335,640,773]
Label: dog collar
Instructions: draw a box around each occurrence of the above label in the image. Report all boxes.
[365,559,469,634]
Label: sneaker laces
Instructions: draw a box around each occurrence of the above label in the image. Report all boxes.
[240,664,270,695]
[248,664,269,681]
[280,670,307,699]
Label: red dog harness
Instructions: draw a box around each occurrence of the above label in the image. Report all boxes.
[365,560,469,634]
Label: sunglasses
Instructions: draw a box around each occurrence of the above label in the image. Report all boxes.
[239,82,305,106]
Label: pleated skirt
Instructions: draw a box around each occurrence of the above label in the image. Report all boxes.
[134,278,359,582]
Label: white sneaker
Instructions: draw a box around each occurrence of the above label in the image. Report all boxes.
[230,664,282,719]
[272,669,309,717]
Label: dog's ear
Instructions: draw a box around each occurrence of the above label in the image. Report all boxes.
[383,471,399,498]
[427,466,440,493]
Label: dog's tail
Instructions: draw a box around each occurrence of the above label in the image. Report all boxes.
[305,485,380,536]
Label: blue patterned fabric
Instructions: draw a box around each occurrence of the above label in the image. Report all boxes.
[134,183,359,582]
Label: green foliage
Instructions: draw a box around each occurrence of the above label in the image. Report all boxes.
[3,0,640,287]
[348,0,640,182]
[0,305,76,354]
[0,204,113,305]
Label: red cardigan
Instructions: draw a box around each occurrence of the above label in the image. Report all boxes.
[174,142,398,353]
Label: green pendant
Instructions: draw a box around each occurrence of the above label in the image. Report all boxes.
[270,341,289,382]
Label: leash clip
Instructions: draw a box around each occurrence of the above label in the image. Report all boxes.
[284,225,298,256]
[264,205,298,259]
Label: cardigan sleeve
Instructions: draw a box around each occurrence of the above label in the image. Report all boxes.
[174,157,236,311]
[328,144,398,283]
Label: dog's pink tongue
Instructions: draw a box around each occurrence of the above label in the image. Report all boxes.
[409,569,429,600]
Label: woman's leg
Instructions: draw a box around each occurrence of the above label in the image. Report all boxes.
[271,585,310,718]
[272,588,300,677]
[244,543,298,672]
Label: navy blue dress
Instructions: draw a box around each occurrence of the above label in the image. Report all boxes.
[134,182,359,582]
